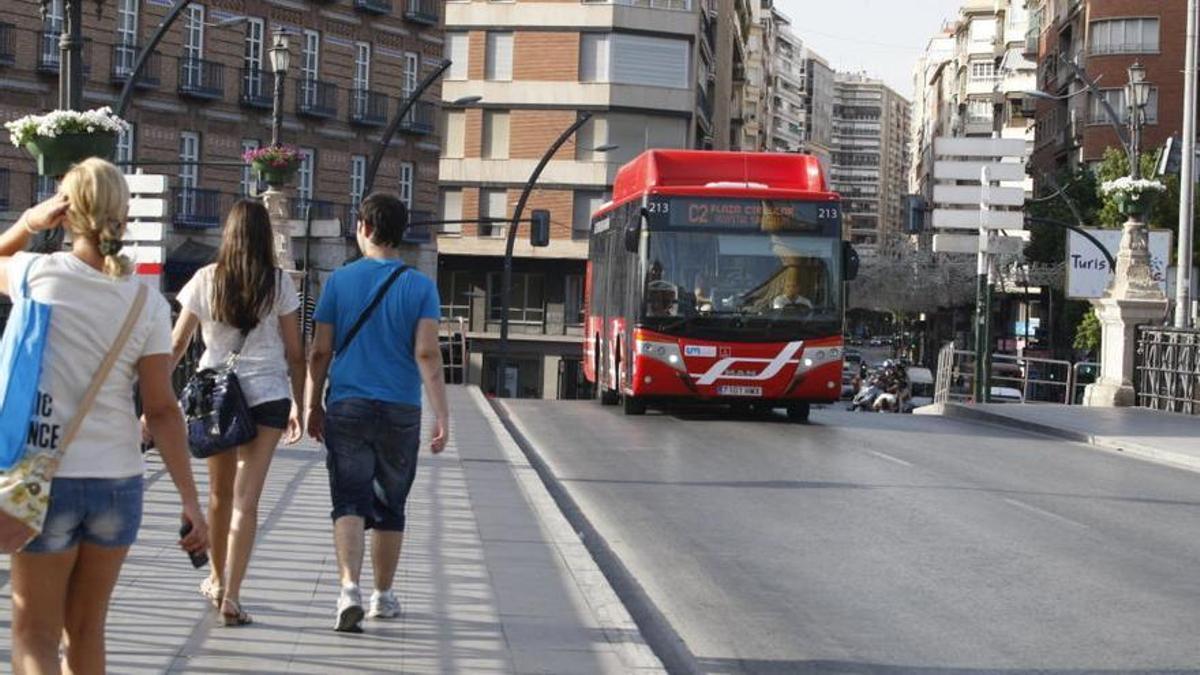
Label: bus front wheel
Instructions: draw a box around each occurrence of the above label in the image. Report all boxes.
[622,394,647,416]
[787,403,811,423]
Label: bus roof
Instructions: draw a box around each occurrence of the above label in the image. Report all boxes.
[607,150,837,211]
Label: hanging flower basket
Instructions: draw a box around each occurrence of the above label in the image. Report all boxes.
[244,145,302,187]
[1101,176,1167,219]
[5,107,128,177]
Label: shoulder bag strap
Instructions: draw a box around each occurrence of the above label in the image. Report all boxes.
[334,264,407,356]
[55,284,148,460]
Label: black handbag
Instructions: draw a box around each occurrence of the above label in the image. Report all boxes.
[180,331,255,459]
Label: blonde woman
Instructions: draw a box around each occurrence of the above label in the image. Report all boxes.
[0,158,208,672]
[171,199,304,626]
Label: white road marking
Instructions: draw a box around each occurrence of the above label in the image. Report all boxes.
[867,450,914,467]
[1002,498,1090,530]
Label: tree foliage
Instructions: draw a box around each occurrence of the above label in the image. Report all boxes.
[1073,308,1101,353]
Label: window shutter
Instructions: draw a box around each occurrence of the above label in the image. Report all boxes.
[486,32,513,81]
[609,34,688,89]
[447,33,468,80]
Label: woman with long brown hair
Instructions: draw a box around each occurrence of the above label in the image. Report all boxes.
[171,199,304,626]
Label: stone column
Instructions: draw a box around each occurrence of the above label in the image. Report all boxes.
[1083,215,1168,407]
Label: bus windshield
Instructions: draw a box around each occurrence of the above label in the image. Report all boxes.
[642,231,843,341]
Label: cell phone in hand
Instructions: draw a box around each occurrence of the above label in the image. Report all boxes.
[179,521,209,569]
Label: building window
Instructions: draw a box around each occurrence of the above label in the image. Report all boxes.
[581,33,689,88]
[485,32,513,81]
[488,272,545,325]
[483,111,510,160]
[183,5,204,60]
[244,18,265,99]
[580,33,609,82]
[302,29,320,110]
[565,274,585,326]
[116,123,136,167]
[297,147,315,203]
[444,111,465,158]
[446,32,468,80]
[115,0,138,48]
[355,42,371,91]
[966,99,993,124]
[1089,18,1159,55]
[44,0,63,32]
[969,60,995,81]
[179,131,199,189]
[480,188,507,238]
[439,188,463,234]
[403,51,419,100]
[349,155,366,209]
[439,270,472,320]
[1089,87,1158,125]
[398,161,414,209]
[572,190,606,240]
[240,139,261,196]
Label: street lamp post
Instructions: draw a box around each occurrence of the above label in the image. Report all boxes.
[269,32,290,147]
[361,59,453,196]
[494,112,599,398]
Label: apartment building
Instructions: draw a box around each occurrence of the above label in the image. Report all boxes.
[831,73,910,247]
[1028,0,1185,177]
[765,11,834,167]
[736,0,774,151]
[439,0,706,399]
[911,0,1036,228]
[0,0,443,290]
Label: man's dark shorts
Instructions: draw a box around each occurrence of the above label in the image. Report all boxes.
[324,398,421,531]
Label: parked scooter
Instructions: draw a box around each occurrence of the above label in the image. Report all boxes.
[849,361,909,413]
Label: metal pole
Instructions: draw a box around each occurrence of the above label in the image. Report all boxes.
[362,59,451,196]
[1178,0,1198,327]
[974,165,992,403]
[496,112,594,398]
[271,68,285,146]
[1129,96,1141,181]
[60,0,83,110]
[116,0,195,118]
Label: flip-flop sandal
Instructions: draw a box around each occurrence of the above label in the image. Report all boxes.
[199,578,223,610]
[221,599,253,627]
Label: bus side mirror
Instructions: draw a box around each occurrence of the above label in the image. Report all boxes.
[530,209,550,247]
[843,242,859,281]
[625,209,645,253]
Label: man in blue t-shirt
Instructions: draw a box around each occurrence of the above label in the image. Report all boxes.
[306,192,449,634]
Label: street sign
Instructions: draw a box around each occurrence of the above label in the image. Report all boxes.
[123,174,168,289]
[1066,228,1173,299]
[933,137,1027,158]
[931,209,1025,230]
[933,161,1027,182]
[124,174,168,195]
[125,221,164,242]
[933,185,1025,207]
[933,233,1025,255]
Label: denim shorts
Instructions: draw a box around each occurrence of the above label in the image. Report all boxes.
[324,398,421,532]
[23,475,144,553]
[251,398,292,430]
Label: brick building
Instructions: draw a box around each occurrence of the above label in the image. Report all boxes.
[438,0,745,399]
[1029,0,1185,176]
[0,0,443,292]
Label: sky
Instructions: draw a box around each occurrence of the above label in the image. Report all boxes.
[773,0,967,100]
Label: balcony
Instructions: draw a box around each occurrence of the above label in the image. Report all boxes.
[354,0,392,15]
[350,89,388,126]
[0,23,14,66]
[398,100,435,134]
[178,57,224,100]
[173,188,224,228]
[342,204,360,238]
[240,68,272,109]
[110,44,160,89]
[405,210,434,244]
[296,79,338,119]
[404,0,438,24]
[37,32,92,74]
[290,198,338,222]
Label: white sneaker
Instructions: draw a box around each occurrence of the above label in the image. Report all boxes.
[369,589,401,619]
[334,585,364,633]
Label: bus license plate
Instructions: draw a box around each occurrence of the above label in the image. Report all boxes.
[718,385,762,397]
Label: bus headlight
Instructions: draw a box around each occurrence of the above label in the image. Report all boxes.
[637,340,685,371]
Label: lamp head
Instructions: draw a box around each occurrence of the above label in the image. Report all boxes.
[270,33,291,75]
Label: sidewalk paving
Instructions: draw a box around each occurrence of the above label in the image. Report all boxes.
[0,386,662,674]
[921,402,1200,474]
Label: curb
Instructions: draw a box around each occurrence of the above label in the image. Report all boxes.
[485,396,702,675]
[933,402,1200,475]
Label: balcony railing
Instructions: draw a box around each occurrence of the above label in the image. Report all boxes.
[37,31,92,74]
[581,0,692,9]
[350,89,388,126]
[240,68,272,109]
[354,0,392,15]
[0,23,14,66]
[33,176,56,205]
[405,210,434,244]
[111,44,160,88]
[343,204,360,238]
[398,100,435,134]
[0,169,9,212]
[404,0,438,24]
[296,79,337,119]
[290,198,338,221]
[1136,326,1200,416]
[178,57,224,100]
[173,188,224,228]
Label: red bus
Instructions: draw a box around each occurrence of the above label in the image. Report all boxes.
[583,150,857,420]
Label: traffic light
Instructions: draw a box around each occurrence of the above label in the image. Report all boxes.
[530,209,550,247]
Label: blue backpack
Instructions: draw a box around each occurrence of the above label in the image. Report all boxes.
[0,259,51,471]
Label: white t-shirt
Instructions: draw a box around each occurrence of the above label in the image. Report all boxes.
[9,252,173,479]
[177,264,300,407]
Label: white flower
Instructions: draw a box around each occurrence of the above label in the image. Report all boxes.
[1100,176,1167,196]
[4,107,130,147]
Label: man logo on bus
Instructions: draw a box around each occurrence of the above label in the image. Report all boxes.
[689,203,710,224]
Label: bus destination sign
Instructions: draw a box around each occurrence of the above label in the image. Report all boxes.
[647,198,841,233]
